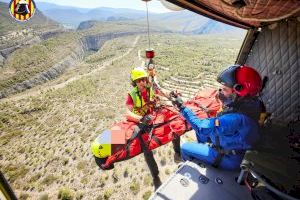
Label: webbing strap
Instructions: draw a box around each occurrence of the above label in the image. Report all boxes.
[152,115,179,129]
[125,124,150,159]
[125,143,131,160]
[128,126,142,143]
[136,91,147,116]
[212,153,224,168]
[137,90,143,108]
[151,135,162,146]
[125,125,145,159]
[212,119,223,168]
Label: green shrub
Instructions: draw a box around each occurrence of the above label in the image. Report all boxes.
[41,175,58,186]
[143,190,152,200]
[165,168,170,175]
[29,172,42,183]
[129,181,140,195]
[80,177,88,185]
[63,158,69,166]
[76,192,84,200]
[19,193,30,200]
[58,187,74,200]
[5,165,29,183]
[103,189,113,200]
[160,157,166,166]
[143,175,152,186]
[123,167,129,178]
[76,161,85,170]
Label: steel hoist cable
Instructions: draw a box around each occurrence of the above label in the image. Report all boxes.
[143,0,151,49]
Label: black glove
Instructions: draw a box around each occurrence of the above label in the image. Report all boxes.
[169,91,177,98]
[128,115,153,143]
[140,115,152,125]
[137,115,152,133]
[172,96,185,110]
[169,91,182,98]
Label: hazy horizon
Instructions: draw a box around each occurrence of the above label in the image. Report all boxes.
[0,0,173,13]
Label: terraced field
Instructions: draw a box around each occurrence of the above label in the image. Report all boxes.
[0,31,244,200]
[150,33,244,99]
[159,73,218,99]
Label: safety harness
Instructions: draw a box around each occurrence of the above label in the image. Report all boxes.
[129,86,155,116]
[211,119,246,168]
[211,96,263,168]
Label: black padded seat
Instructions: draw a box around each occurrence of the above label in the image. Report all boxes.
[243,123,300,198]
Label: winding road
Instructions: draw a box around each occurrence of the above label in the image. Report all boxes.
[0,36,140,103]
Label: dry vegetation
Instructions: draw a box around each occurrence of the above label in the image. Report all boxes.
[151,33,244,99]
[0,32,79,91]
[0,29,244,199]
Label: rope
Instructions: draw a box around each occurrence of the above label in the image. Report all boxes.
[145,1,151,49]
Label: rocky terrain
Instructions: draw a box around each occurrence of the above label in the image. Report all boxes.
[36,2,242,34]
[0,5,245,198]
[0,30,244,199]
[0,2,62,65]
[0,13,151,98]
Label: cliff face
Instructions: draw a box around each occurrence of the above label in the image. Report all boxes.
[77,20,98,30]
[0,31,142,98]
[0,43,84,98]
[0,29,66,61]
[80,31,142,51]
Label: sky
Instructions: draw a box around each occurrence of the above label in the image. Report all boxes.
[5,0,174,13]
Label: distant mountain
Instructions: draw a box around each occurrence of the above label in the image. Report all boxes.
[36,2,147,28]
[35,2,91,13]
[193,19,235,34]
[35,2,241,34]
[150,10,210,33]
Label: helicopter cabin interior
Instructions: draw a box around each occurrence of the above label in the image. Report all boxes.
[162,0,300,199]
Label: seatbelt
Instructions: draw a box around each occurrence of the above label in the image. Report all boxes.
[212,119,224,168]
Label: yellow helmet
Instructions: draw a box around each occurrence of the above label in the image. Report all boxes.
[91,133,111,158]
[130,67,148,82]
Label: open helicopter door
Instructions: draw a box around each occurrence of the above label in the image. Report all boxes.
[0,172,17,200]
[149,161,252,200]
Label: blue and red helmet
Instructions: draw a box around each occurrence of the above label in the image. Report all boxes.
[217,65,262,97]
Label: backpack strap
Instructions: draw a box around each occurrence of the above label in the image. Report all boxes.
[211,119,224,168]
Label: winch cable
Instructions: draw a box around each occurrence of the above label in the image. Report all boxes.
[145,0,151,49]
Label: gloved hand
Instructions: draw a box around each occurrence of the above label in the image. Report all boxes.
[169,91,177,98]
[172,96,184,110]
[140,115,152,125]
[169,91,182,98]
[137,115,152,133]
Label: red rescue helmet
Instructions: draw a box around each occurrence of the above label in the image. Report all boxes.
[217,65,262,97]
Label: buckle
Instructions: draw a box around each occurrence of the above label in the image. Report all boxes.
[214,119,220,127]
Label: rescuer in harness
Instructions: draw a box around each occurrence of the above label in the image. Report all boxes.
[126,67,181,189]
[172,65,263,170]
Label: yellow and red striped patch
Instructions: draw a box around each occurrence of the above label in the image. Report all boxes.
[9,0,36,22]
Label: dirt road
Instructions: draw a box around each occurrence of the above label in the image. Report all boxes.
[0,36,140,103]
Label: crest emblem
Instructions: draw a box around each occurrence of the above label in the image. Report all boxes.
[9,0,36,21]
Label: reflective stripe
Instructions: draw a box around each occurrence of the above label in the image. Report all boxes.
[129,86,155,116]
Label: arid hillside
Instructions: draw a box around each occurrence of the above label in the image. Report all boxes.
[0,21,245,199]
